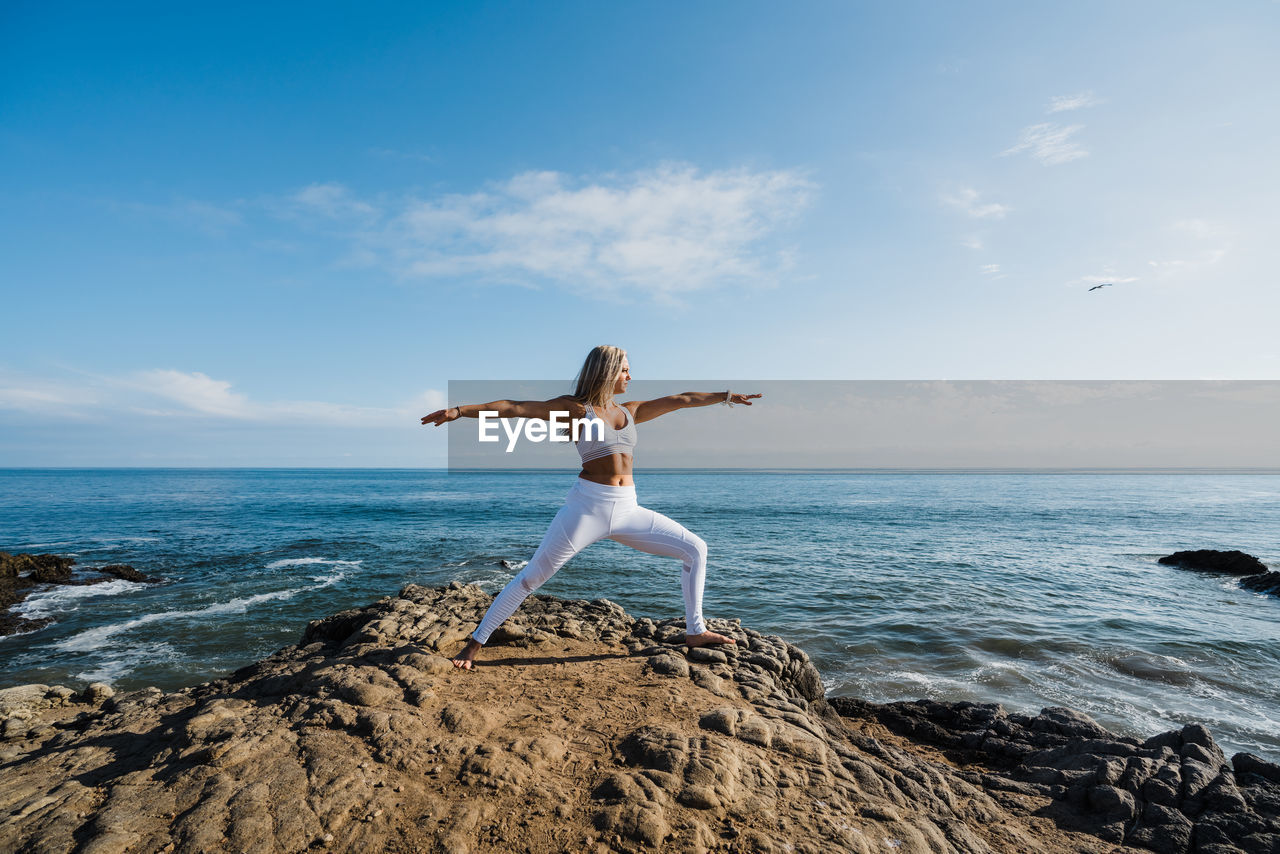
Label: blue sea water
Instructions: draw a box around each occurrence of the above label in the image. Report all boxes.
[1,469,1277,761]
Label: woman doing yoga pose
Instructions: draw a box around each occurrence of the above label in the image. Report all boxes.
[421,345,761,669]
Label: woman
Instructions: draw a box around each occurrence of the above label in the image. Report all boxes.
[421,345,761,669]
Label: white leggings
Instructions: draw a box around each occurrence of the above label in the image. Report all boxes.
[472,478,709,644]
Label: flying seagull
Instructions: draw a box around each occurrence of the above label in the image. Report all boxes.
[1088,283,1113,291]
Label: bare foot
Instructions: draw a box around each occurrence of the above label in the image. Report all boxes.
[452,638,482,670]
[685,630,739,648]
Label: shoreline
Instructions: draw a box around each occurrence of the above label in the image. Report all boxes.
[3,583,1276,853]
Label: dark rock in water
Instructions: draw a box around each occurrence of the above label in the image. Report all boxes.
[1240,571,1280,597]
[0,553,161,637]
[1158,549,1267,576]
[1,553,61,637]
[96,563,162,584]
[29,555,76,584]
[1159,549,1280,600]
[0,612,53,636]
[831,696,1280,854]
[0,552,76,583]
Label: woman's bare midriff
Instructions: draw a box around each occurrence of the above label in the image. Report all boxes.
[578,453,633,486]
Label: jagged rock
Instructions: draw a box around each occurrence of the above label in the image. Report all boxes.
[30,555,77,583]
[831,695,1280,854]
[1240,571,1280,597]
[0,552,76,581]
[1,553,164,637]
[96,564,162,583]
[1158,549,1268,575]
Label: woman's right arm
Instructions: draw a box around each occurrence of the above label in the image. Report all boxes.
[420,396,583,426]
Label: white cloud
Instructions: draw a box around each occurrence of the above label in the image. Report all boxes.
[110,199,243,237]
[980,264,1001,274]
[290,183,379,219]
[0,375,99,417]
[0,367,441,427]
[1002,123,1089,165]
[961,236,984,250]
[1047,91,1102,113]
[1068,272,1140,288]
[136,370,251,417]
[941,187,1009,219]
[1146,220,1230,278]
[289,163,813,302]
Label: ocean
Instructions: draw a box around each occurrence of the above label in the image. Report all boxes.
[2,468,1277,761]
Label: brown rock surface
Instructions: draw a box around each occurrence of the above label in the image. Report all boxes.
[1,582,1275,853]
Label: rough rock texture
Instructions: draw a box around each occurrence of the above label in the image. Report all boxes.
[1239,572,1280,597]
[0,553,161,636]
[1,583,1276,854]
[1159,549,1280,601]
[831,698,1280,854]
[97,563,163,583]
[1158,550,1268,576]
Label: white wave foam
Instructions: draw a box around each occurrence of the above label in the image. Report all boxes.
[55,588,304,653]
[310,569,350,589]
[266,557,363,570]
[15,579,143,621]
[499,559,529,570]
[74,641,179,685]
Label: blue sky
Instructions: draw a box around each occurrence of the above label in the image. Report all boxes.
[2,1,1278,466]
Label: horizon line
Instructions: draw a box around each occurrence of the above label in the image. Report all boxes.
[4,466,1280,475]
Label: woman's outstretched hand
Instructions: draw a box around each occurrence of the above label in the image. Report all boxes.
[729,393,763,406]
[421,407,461,426]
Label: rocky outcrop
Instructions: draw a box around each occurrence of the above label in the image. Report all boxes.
[831,698,1280,854]
[0,552,162,636]
[96,563,163,583]
[1,583,1276,854]
[1159,549,1279,601]
[1158,550,1268,576]
[1,552,77,582]
[1239,572,1280,596]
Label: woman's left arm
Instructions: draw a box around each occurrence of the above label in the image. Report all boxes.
[631,391,762,424]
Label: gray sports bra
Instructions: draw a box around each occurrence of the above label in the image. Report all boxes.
[575,402,637,463]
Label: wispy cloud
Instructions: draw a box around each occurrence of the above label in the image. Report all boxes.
[941,187,1009,219]
[980,264,1001,275]
[1068,271,1139,288]
[1047,91,1102,113]
[276,163,814,303]
[1002,123,1089,165]
[0,374,101,418]
[1146,219,1231,278]
[109,199,243,237]
[0,367,443,426]
[132,370,252,417]
[961,236,984,250]
[289,183,379,220]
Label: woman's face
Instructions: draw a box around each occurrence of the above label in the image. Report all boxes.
[613,358,631,395]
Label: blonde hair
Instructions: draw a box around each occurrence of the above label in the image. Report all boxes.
[571,345,627,407]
